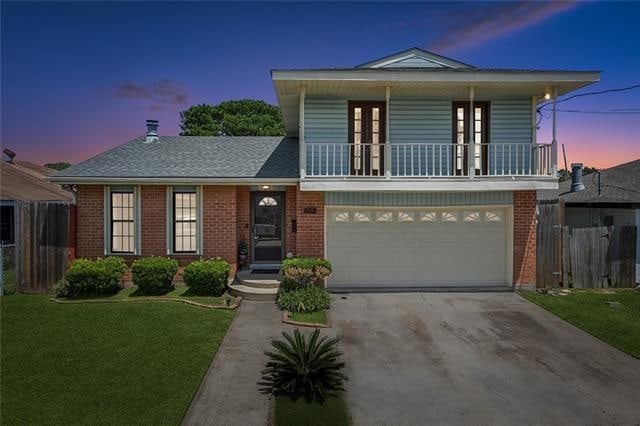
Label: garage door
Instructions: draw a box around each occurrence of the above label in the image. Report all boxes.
[326,207,510,288]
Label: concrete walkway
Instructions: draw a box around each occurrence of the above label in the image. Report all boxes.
[183,301,282,426]
[331,292,640,425]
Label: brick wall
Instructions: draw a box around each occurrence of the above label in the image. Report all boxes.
[236,186,250,262]
[295,186,324,257]
[285,186,297,257]
[140,186,166,256]
[76,185,104,259]
[202,185,237,264]
[513,190,537,286]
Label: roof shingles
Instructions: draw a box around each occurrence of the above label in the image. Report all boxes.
[54,136,300,180]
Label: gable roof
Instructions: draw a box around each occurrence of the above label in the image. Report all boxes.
[538,159,640,205]
[50,136,299,183]
[356,47,474,69]
[1,160,74,201]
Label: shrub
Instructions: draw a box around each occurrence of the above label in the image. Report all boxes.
[2,270,17,295]
[277,285,331,313]
[183,258,230,296]
[279,277,303,294]
[132,257,178,295]
[59,257,127,298]
[281,258,332,286]
[261,328,347,402]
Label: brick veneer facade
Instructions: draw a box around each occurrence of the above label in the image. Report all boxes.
[76,185,104,259]
[295,186,325,257]
[513,190,537,287]
[285,186,297,257]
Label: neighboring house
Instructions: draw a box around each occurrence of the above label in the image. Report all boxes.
[1,150,74,246]
[539,160,640,283]
[50,47,600,291]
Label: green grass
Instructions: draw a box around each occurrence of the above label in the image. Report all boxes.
[1,294,235,425]
[274,393,349,426]
[288,310,327,325]
[520,289,640,358]
[61,284,233,307]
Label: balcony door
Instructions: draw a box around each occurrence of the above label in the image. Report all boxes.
[452,102,489,176]
[348,101,386,176]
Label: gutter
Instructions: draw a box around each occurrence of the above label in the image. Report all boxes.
[46,176,300,185]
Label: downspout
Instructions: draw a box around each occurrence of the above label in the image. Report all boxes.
[299,86,306,179]
[552,86,558,175]
[385,86,391,179]
[468,86,475,178]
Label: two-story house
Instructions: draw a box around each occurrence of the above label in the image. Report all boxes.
[51,48,600,292]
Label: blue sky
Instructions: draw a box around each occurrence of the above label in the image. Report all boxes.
[2,1,639,167]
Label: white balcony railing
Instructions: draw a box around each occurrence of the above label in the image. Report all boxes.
[305,142,554,178]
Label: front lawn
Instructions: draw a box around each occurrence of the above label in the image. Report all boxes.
[288,310,327,325]
[1,294,235,425]
[273,393,349,426]
[520,289,640,358]
[58,284,235,307]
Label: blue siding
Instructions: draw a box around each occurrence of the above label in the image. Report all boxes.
[490,98,533,174]
[304,98,347,144]
[325,191,513,206]
[304,97,535,176]
[389,100,451,144]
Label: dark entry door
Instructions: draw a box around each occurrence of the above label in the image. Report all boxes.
[252,192,284,262]
[452,101,489,176]
[348,101,386,176]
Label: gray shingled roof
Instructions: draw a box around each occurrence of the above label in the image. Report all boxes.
[538,159,640,204]
[53,136,299,179]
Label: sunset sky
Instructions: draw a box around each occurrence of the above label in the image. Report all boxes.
[2,1,638,169]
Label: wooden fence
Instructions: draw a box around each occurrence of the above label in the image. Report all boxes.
[16,201,74,293]
[537,200,637,288]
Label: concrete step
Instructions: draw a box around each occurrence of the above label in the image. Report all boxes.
[228,283,279,301]
[237,269,282,289]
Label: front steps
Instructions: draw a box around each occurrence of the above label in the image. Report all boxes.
[228,268,282,301]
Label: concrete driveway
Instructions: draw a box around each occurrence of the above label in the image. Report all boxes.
[331,293,640,425]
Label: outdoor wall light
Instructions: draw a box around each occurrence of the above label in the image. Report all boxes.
[543,93,551,100]
[261,185,270,189]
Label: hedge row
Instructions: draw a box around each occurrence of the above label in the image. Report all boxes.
[56,256,231,298]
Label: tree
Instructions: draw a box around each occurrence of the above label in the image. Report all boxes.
[179,100,285,136]
[44,162,71,171]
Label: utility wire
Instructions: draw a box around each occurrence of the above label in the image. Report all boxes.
[555,109,640,114]
[538,83,640,110]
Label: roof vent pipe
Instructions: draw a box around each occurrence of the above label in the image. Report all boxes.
[145,120,159,143]
[569,163,585,193]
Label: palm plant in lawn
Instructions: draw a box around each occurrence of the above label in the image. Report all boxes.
[260,328,347,402]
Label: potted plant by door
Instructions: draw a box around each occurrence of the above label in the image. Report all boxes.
[238,240,248,266]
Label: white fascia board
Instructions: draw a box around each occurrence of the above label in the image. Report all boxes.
[300,178,558,192]
[271,70,600,84]
[47,176,299,185]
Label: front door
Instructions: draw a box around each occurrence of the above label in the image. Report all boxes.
[251,192,284,263]
[348,101,386,176]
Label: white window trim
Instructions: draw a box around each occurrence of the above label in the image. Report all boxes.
[166,186,202,255]
[104,185,141,256]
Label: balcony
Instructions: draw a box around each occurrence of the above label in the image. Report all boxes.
[305,142,553,178]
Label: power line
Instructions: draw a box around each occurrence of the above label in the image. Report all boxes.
[555,108,640,114]
[538,83,640,110]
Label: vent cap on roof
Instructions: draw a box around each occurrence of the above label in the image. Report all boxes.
[570,163,585,193]
[3,148,16,163]
[145,120,159,143]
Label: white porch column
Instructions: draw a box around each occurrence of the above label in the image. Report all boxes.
[299,86,306,178]
[385,86,391,179]
[468,86,475,177]
[551,86,558,175]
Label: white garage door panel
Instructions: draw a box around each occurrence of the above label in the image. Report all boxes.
[326,207,510,288]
